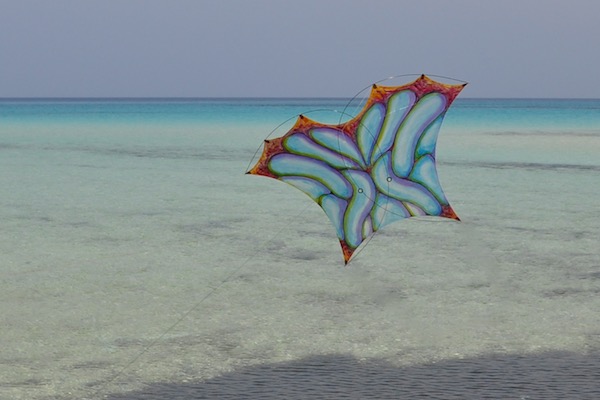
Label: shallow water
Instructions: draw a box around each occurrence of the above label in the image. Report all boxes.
[1,98,599,399]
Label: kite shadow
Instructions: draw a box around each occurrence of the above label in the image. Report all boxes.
[107,351,600,399]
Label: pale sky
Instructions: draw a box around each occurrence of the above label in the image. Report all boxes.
[1,0,599,98]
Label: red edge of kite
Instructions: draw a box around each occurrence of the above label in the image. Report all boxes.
[247,75,466,178]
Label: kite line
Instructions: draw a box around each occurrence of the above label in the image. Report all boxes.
[88,198,315,399]
[91,73,469,397]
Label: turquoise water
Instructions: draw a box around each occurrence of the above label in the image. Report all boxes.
[1,98,599,399]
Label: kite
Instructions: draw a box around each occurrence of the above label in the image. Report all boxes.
[248,74,466,264]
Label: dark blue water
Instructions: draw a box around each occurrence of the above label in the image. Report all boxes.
[3,98,600,130]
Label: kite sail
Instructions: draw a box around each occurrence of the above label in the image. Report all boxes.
[248,74,466,264]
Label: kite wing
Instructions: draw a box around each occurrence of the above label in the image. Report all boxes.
[248,74,466,264]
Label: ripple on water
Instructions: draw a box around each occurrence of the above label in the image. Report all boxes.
[107,352,600,399]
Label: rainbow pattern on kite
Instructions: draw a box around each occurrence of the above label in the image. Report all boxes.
[248,75,466,263]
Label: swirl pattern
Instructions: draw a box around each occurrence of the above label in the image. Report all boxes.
[249,75,466,263]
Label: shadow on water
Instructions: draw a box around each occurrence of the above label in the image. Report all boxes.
[107,352,600,399]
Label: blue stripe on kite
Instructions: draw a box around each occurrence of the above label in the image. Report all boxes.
[371,152,442,215]
[416,115,444,157]
[308,128,367,169]
[356,102,385,165]
[409,154,448,205]
[371,91,416,164]
[321,194,348,241]
[392,93,446,177]
[341,170,376,248]
[283,133,361,169]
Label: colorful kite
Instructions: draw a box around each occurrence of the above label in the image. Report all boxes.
[248,75,466,264]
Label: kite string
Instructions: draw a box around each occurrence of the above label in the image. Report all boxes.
[89,200,314,399]
[375,73,468,85]
[91,73,470,397]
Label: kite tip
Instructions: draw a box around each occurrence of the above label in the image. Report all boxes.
[340,241,354,265]
[441,205,460,221]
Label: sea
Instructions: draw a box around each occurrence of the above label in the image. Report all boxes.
[1,96,599,399]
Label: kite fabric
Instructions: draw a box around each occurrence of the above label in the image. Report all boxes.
[248,74,467,264]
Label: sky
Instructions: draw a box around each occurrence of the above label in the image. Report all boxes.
[1,0,599,98]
